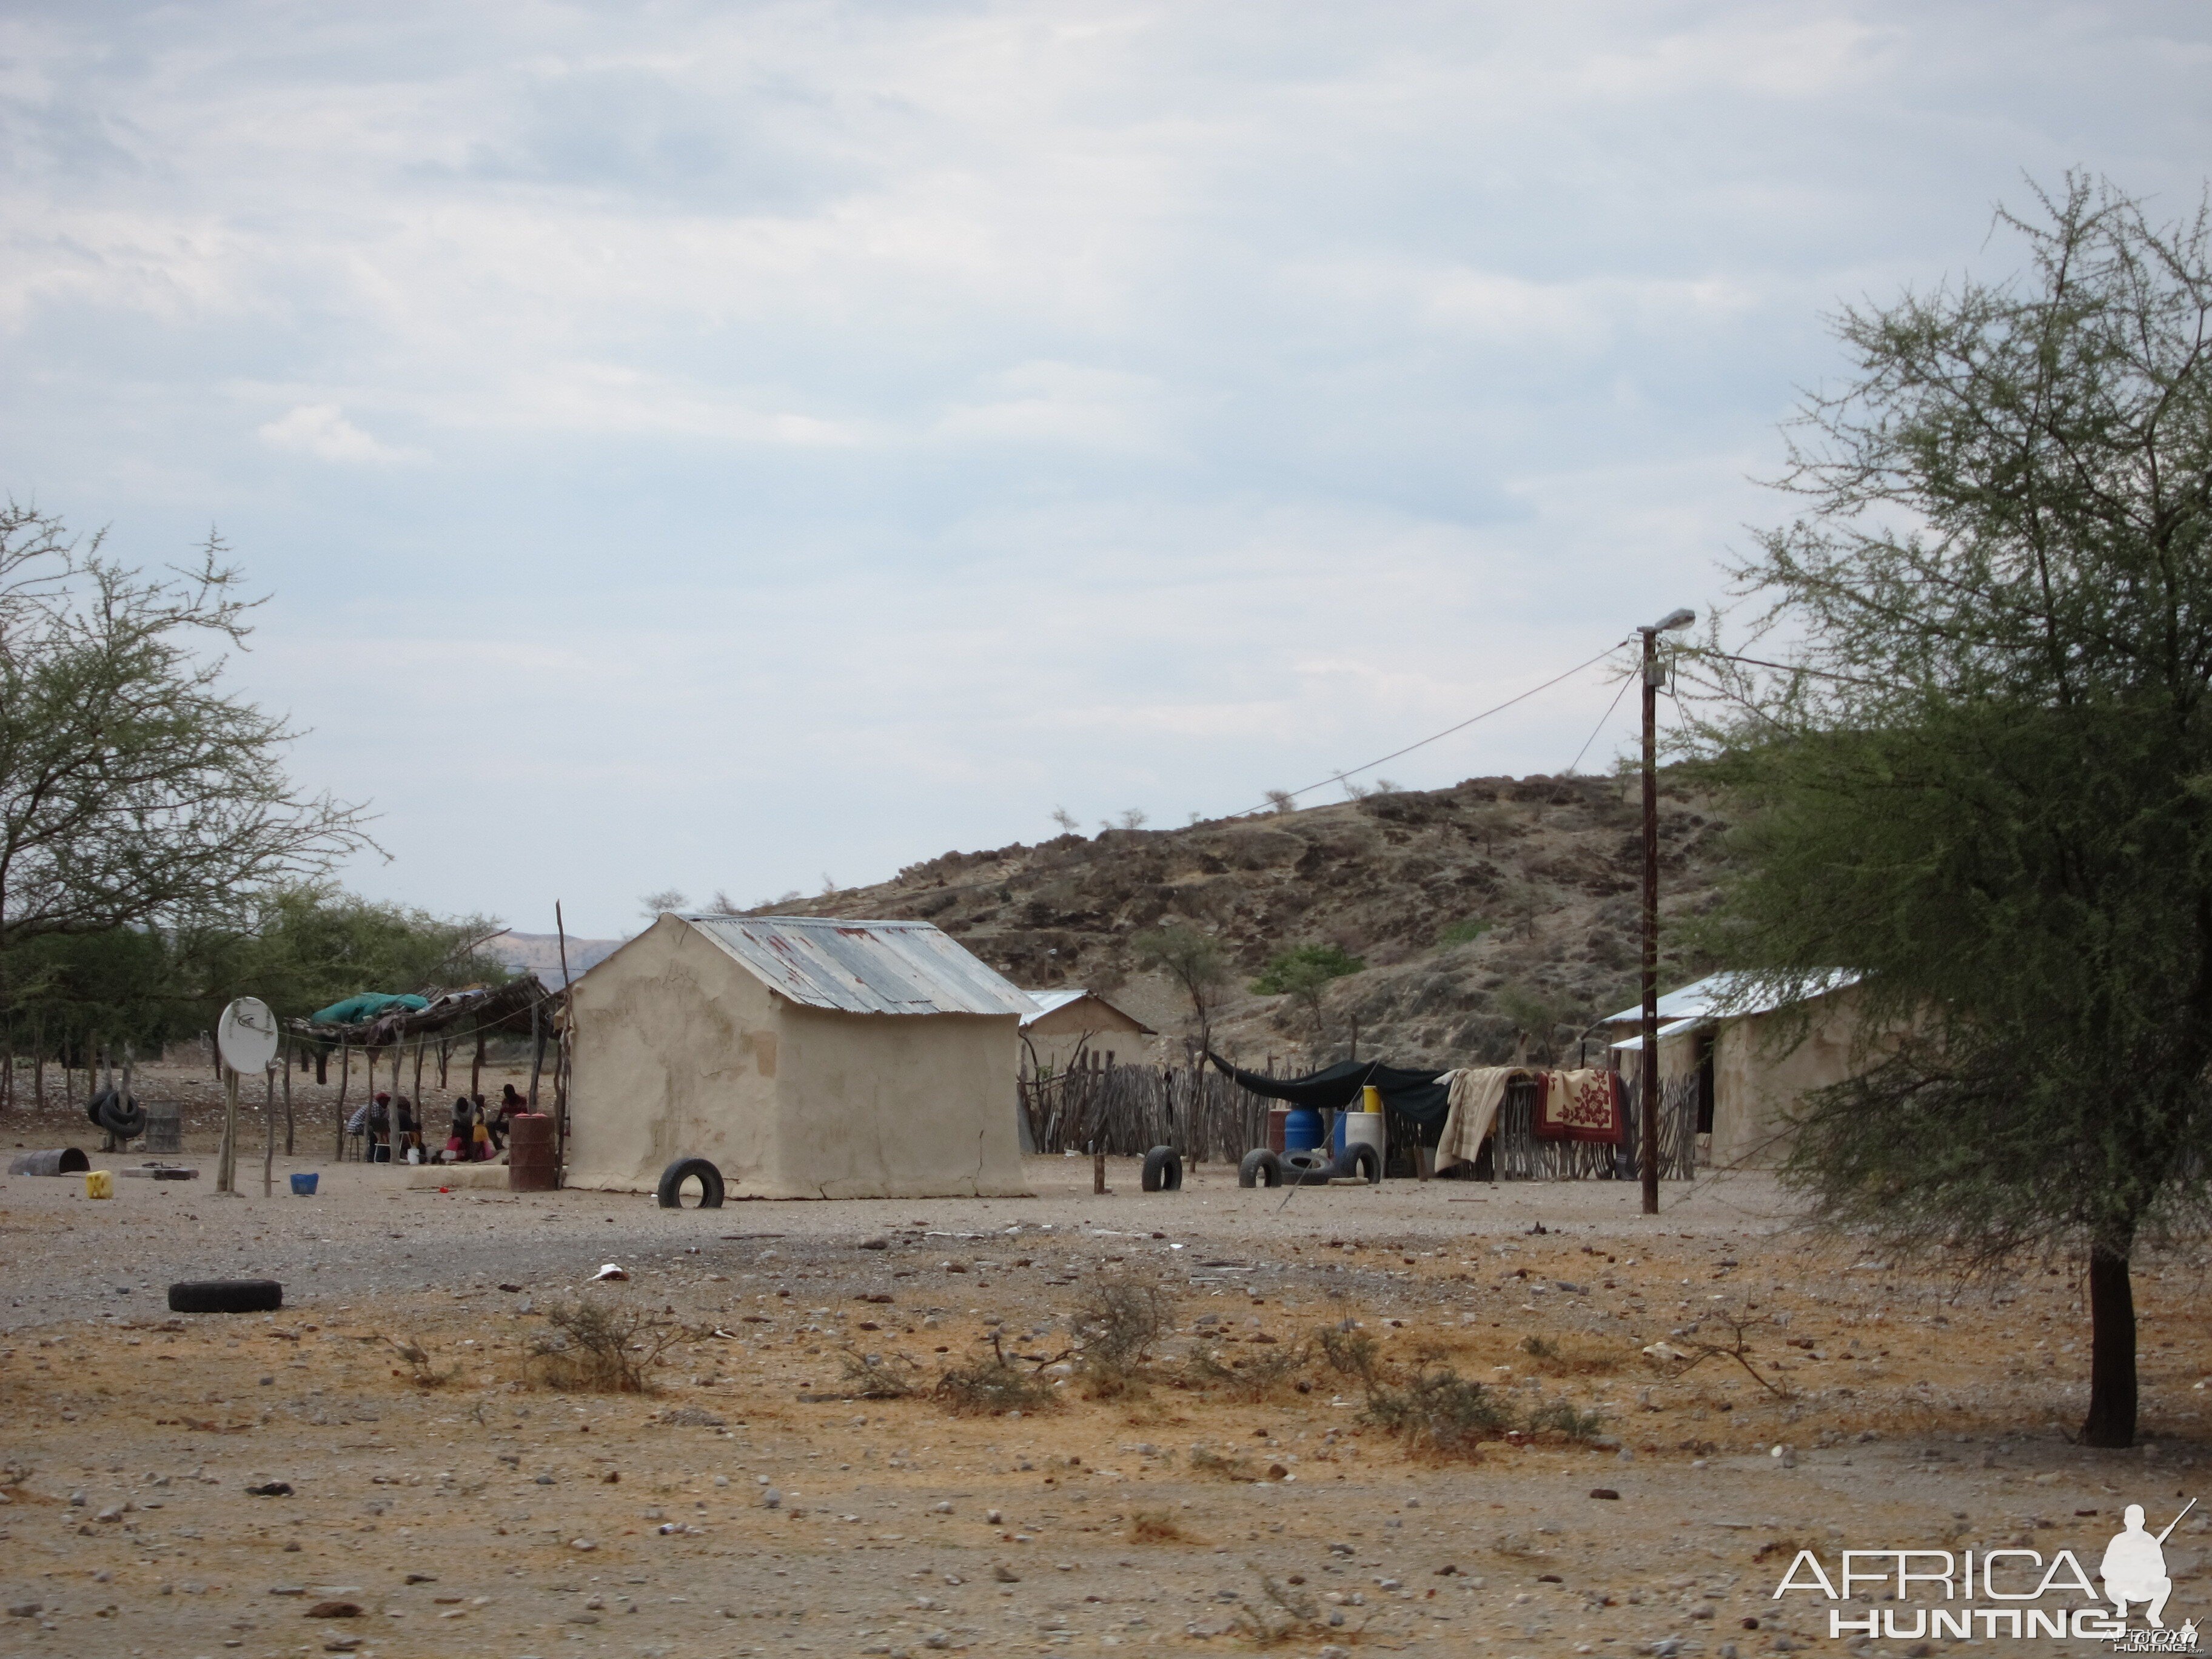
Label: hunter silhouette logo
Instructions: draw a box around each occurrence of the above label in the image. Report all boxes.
[2103,1501,2189,1627]
[1772,1495,2201,1645]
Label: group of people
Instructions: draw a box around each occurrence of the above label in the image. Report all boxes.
[347,1082,532,1164]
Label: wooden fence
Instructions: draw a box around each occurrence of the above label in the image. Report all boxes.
[1019,1062,1699,1181]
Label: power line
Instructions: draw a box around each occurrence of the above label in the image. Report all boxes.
[1234,639,1630,817]
[1567,662,1636,773]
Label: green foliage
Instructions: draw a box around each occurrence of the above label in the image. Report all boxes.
[0,506,367,956]
[1683,176,2212,1446]
[1250,943,1365,995]
[225,883,511,1023]
[1436,918,1493,949]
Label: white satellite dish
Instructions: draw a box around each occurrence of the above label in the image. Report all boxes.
[217,997,280,1074]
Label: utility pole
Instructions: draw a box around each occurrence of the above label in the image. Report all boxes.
[1640,608,1697,1216]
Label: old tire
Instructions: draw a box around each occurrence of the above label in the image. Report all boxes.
[657,1156,725,1209]
[95,1091,144,1139]
[1284,1149,1334,1185]
[1141,1145,1182,1193]
[1336,1143,1381,1184]
[168,1279,283,1314]
[1238,1148,1282,1189]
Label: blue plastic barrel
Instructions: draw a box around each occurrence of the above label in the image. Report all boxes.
[1283,1108,1325,1154]
[290,1171,318,1196]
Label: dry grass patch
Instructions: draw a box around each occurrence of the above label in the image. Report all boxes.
[1127,1507,1193,1543]
[1070,1278,1176,1399]
[934,1333,1058,1416]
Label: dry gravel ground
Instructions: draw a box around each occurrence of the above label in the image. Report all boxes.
[3,1140,2211,1659]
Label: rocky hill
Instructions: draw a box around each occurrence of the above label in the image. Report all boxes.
[766,772,1738,1074]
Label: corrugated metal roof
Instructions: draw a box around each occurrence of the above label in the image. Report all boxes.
[1014,987,1156,1033]
[680,914,1035,1017]
[1019,988,1091,1026]
[1599,968,1859,1029]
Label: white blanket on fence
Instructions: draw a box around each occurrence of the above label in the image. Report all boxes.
[1433,1066,1525,1171]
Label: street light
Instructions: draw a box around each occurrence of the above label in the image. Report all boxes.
[1638,607,1696,1216]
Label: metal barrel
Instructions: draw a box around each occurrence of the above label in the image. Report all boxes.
[8,1148,91,1176]
[506,1113,558,1192]
[141,1103,182,1153]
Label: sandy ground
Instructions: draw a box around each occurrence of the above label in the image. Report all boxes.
[5,1084,2212,1658]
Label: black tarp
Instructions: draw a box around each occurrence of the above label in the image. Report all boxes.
[1206,1053,1452,1130]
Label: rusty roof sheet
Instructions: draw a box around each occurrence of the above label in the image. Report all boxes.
[681,914,1034,1017]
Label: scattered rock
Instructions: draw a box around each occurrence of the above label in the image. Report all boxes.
[304,1600,362,1619]
[246,1480,293,1497]
[994,1564,1020,1583]
[569,1538,597,1552]
[1589,1488,1621,1500]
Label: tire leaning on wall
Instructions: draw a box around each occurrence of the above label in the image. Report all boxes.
[656,1156,725,1209]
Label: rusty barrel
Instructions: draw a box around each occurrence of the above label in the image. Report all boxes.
[1265,1108,1289,1156]
[8,1148,90,1176]
[507,1113,558,1191]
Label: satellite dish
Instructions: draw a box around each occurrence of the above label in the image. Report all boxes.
[217,997,280,1074]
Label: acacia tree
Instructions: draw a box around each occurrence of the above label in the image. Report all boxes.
[1685,177,2212,1446]
[0,506,369,960]
[1133,925,1230,1055]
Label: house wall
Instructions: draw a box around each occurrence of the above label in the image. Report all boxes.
[566,913,1030,1199]
[1711,988,1868,1168]
[565,915,782,1193]
[778,1004,1028,1199]
[1021,999,1150,1076]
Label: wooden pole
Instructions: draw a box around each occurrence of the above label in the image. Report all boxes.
[469,1026,484,1102]
[526,994,545,1110]
[282,1039,294,1156]
[263,1064,276,1198]
[554,901,574,1183]
[217,1065,240,1195]
[333,1037,350,1161]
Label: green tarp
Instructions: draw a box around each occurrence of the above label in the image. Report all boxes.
[310,992,431,1027]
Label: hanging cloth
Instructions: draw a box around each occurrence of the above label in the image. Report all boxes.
[1534,1068,1626,1143]
[1433,1066,1525,1171]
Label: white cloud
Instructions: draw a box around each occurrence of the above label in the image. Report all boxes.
[256,403,418,463]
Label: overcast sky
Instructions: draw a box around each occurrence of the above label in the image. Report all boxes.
[4,2,2207,936]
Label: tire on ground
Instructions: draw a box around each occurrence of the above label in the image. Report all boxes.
[1237,1148,1282,1188]
[1337,1142,1381,1184]
[656,1156,725,1209]
[1284,1150,1334,1185]
[1141,1145,1183,1192]
[168,1279,284,1315]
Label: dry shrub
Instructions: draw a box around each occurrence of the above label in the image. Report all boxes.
[1233,1574,1324,1646]
[1523,1396,1606,1441]
[935,1334,1057,1416]
[1069,1278,1175,1399]
[1187,1446,1260,1481]
[1318,1321,1381,1383]
[837,1348,923,1400]
[1364,1362,1514,1458]
[1127,1508,1191,1543]
[1185,1340,1311,1403]
[383,1334,460,1389]
[528,1300,689,1393]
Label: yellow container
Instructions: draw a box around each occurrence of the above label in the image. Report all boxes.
[1360,1085,1382,1114]
[85,1170,114,1200]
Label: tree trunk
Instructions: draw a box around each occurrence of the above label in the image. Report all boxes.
[2082,1244,2138,1447]
[281,1042,294,1156]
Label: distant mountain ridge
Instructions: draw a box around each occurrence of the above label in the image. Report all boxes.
[488,930,623,982]
[754,773,1737,1073]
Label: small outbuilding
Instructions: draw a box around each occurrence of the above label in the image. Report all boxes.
[1017,988,1155,1076]
[1601,970,1865,1168]
[565,913,1034,1199]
